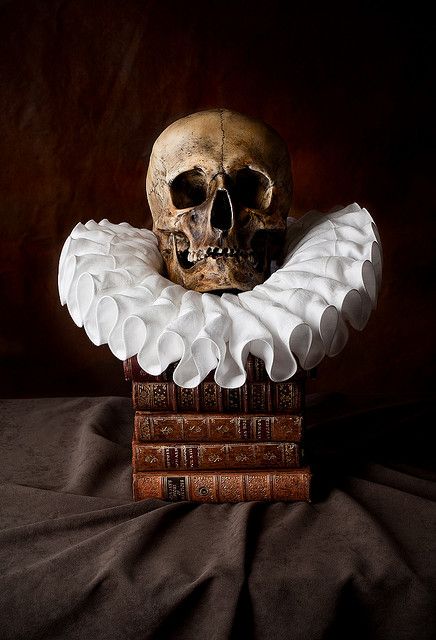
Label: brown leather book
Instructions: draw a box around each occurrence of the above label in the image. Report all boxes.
[134,412,303,442]
[132,441,301,471]
[132,468,311,503]
[131,380,303,413]
[124,354,278,382]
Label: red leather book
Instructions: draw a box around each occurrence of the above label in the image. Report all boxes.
[133,412,303,442]
[132,468,311,503]
[132,441,301,471]
[131,380,303,413]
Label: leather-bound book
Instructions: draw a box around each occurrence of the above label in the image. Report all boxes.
[124,354,285,383]
[132,441,301,471]
[131,380,303,413]
[132,468,311,503]
[133,412,303,442]
[125,356,310,504]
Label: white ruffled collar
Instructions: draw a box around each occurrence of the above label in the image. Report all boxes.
[58,203,382,388]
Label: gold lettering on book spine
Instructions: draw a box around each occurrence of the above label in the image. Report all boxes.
[236,416,251,440]
[254,416,270,440]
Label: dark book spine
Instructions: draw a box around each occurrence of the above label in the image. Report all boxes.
[132,382,176,412]
[131,380,303,413]
[132,441,301,471]
[132,468,311,503]
[124,356,310,384]
[124,355,268,382]
[175,385,201,412]
[133,413,303,442]
[274,381,304,413]
[123,358,132,381]
[243,382,272,412]
[123,357,176,382]
[199,381,224,412]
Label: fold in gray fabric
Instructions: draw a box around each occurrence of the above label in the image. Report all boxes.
[0,395,435,640]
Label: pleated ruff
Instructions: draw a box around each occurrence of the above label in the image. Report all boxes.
[58,203,382,388]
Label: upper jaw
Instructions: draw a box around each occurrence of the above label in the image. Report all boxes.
[169,232,258,269]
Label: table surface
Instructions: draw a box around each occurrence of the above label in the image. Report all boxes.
[0,393,435,640]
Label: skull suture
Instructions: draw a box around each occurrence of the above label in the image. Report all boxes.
[146,109,293,293]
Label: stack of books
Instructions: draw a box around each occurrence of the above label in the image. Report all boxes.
[124,355,311,503]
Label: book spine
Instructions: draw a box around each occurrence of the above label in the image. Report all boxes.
[134,413,303,442]
[132,441,301,471]
[124,355,268,382]
[274,381,304,413]
[132,382,177,412]
[132,468,311,503]
[124,356,310,383]
[131,381,303,413]
[123,358,132,381]
[125,358,175,382]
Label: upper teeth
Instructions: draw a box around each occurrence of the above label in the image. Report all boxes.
[186,247,255,263]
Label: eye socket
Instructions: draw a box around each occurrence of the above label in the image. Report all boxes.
[170,169,208,209]
[232,167,272,210]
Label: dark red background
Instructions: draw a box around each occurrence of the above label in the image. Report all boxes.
[0,1,434,397]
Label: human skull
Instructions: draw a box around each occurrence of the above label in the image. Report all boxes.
[146,109,292,293]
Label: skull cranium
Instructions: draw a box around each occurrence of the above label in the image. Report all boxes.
[146,109,292,293]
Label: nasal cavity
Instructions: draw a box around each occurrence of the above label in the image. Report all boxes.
[211,189,233,231]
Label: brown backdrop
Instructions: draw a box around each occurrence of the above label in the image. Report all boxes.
[0,0,434,397]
